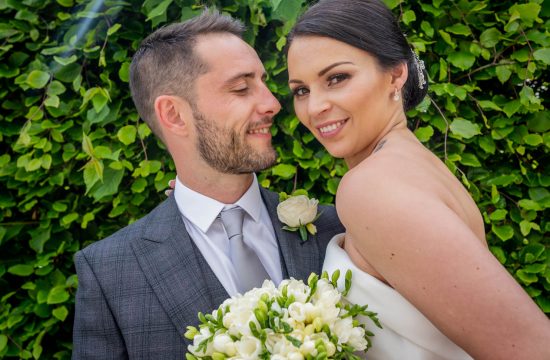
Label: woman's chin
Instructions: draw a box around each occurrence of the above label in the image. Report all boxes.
[323,146,348,160]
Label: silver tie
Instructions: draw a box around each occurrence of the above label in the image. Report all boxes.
[220,207,270,293]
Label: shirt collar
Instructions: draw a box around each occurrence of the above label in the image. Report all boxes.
[174,174,262,233]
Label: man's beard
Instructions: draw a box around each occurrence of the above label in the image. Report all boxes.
[192,108,277,174]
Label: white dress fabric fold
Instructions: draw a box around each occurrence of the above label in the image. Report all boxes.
[323,234,473,360]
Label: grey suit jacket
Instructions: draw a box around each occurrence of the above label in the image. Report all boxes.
[72,186,344,359]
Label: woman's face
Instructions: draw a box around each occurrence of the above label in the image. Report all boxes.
[287,36,401,165]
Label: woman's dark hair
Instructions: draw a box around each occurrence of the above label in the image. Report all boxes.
[287,0,428,111]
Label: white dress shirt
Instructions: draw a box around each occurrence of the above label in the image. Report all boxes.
[173,175,282,296]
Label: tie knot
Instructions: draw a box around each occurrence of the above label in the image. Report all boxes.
[220,207,245,240]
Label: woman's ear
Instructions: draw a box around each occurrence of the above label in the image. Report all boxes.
[154,95,192,137]
[390,62,408,90]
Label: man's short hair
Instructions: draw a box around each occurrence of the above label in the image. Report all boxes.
[129,10,245,141]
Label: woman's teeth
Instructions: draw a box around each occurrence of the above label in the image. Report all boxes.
[319,120,345,134]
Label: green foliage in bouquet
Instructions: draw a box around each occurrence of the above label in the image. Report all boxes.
[0,0,548,358]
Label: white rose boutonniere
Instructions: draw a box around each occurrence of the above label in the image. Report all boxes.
[276,191,321,242]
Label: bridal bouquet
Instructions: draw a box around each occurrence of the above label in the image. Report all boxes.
[185,271,380,360]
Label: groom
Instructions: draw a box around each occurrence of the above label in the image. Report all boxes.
[72,10,344,359]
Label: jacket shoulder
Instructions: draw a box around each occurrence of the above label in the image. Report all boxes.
[77,197,178,260]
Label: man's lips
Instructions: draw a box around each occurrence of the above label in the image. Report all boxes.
[247,125,271,135]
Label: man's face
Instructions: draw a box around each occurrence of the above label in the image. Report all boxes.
[190,33,281,174]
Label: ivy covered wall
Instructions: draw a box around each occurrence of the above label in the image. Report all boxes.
[0,0,548,358]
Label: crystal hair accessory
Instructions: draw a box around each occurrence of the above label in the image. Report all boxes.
[411,49,426,90]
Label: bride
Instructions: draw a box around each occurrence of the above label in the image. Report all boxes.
[286,0,550,359]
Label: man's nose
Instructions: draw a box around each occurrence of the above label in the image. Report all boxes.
[257,83,282,116]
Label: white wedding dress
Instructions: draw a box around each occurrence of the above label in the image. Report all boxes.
[323,234,473,360]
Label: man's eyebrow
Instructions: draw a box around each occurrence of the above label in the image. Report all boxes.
[288,61,354,84]
[224,71,267,85]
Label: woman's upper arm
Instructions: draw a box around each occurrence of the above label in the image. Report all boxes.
[336,173,550,359]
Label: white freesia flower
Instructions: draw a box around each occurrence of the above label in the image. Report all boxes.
[287,351,305,360]
[277,195,318,228]
[288,302,306,322]
[348,326,368,350]
[188,327,214,356]
[333,316,353,342]
[280,278,310,303]
[235,335,262,359]
[212,333,237,356]
[312,279,341,307]
[309,332,336,356]
[266,334,293,356]
[223,303,258,337]
[300,339,318,357]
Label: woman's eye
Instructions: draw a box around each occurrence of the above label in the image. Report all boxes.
[292,87,309,97]
[328,73,350,86]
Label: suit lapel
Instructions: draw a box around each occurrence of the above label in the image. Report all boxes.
[130,197,229,335]
[260,187,322,282]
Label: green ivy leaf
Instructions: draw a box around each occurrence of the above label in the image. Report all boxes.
[420,21,434,38]
[53,55,77,66]
[502,100,521,118]
[272,163,296,179]
[47,286,69,304]
[450,118,481,139]
[0,334,7,352]
[60,212,79,227]
[119,62,130,82]
[56,0,74,7]
[146,0,173,21]
[438,30,456,48]
[52,306,69,321]
[446,23,470,36]
[519,220,539,236]
[492,224,514,241]
[459,153,481,167]
[131,178,148,193]
[533,48,550,65]
[90,168,124,201]
[327,178,340,195]
[478,136,496,154]
[490,246,507,264]
[523,134,543,146]
[271,0,304,22]
[516,269,538,285]
[495,65,512,83]
[478,100,502,112]
[117,125,137,145]
[509,3,541,27]
[383,0,400,9]
[414,126,434,142]
[518,199,542,211]
[447,51,476,70]
[26,70,50,89]
[479,28,501,48]
[8,264,34,276]
[402,10,416,25]
[489,209,507,221]
[107,23,122,36]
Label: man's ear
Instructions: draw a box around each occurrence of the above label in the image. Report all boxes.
[154,95,192,136]
[390,62,408,90]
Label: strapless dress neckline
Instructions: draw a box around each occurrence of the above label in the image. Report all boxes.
[323,234,473,360]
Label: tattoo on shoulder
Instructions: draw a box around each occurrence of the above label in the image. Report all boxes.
[374,139,387,153]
